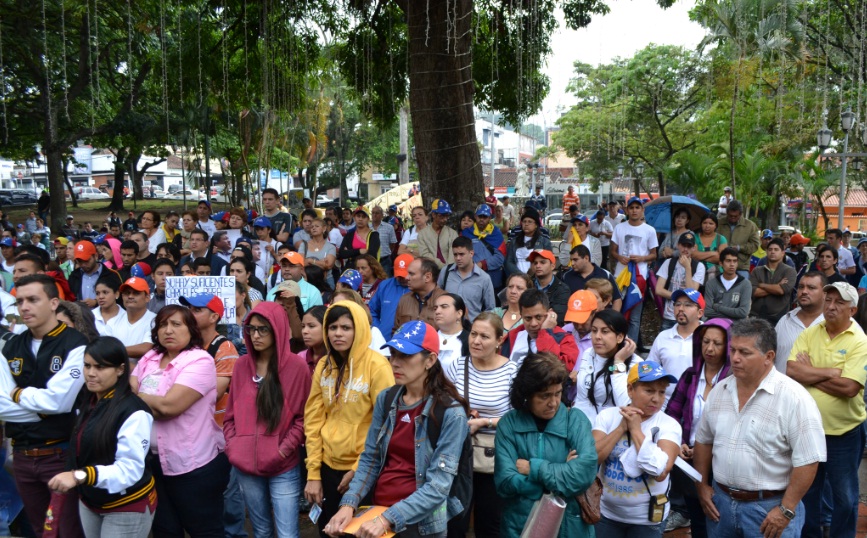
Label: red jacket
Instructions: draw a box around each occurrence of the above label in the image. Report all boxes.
[224,302,311,477]
[504,326,579,371]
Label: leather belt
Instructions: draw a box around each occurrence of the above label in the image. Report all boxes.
[718,483,785,501]
[14,447,66,457]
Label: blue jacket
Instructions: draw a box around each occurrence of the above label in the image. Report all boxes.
[340,386,469,535]
[369,277,409,340]
[494,403,597,538]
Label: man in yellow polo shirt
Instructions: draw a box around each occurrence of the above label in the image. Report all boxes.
[787,281,867,538]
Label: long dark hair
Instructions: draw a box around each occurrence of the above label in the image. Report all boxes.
[440,293,472,332]
[247,314,283,433]
[324,305,353,400]
[151,305,204,355]
[391,349,469,425]
[587,309,633,411]
[515,216,542,249]
[74,337,136,463]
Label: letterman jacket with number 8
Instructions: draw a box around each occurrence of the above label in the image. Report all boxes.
[0,322,88,449]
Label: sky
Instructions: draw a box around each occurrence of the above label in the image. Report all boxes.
[528,0,708,129]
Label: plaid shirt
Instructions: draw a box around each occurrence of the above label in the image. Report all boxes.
[695,366,826,491]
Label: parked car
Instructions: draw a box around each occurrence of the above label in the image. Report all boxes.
[544,211,563,227]
[0,189,36,205]
[73,186,111,200]
[315,194,333,206]
[165,189,207,201]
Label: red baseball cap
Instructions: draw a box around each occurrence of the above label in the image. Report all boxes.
[393,254,414,278]
[73,241,97,261]
[180,294,225,317]
[119,277,149,294]
[527,249,556,264]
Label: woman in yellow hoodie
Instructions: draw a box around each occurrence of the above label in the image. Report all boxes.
[304,300,395,536]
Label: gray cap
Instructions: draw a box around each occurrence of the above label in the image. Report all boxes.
[823,282,859,307]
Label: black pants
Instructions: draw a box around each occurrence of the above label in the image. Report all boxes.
[601,245,610,269]
[318,463,372,538]
[151,451,230,537]
[671,463,706,538]
[447,472,500,538]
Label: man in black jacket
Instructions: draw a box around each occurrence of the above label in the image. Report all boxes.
[0,274,89,536]
[67,241,121,309]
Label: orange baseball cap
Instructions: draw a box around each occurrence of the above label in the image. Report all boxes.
[527,249,556,264]
[565,290,598,324]
[393,254,414,278]
[119,277,149,294]
[73,241,97,261]
[280,251,304,266]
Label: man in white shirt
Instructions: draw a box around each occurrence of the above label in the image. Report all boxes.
[647,288,704,406]
[197,200,217,236]
[500,196,516,229]
[694,318,825,538]
[655,232,705,331]
[589,210,614,269]
[115,277,157,360]
[610,196,659,343]
[826,228,856,277]
[774,271,826,372]
[717,186,732,219]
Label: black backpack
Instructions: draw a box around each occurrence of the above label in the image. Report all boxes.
[383,385,473,521]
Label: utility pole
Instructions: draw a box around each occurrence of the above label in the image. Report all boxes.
[490,111,496,189]
[399,106,409,185]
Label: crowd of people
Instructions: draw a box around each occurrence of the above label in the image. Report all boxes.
[0,186,861,538]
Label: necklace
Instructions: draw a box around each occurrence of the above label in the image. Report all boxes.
[504,309,519,321]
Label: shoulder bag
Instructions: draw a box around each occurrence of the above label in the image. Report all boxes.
[464,356,496,474]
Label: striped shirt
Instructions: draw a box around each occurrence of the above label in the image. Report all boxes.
[445,356,516,434]
[695,366,826,491]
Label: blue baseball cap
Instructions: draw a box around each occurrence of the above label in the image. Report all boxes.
[671,288,706,309]
[198,199,211,209]
[93,234,107,245]
[571,214,589,225]
[475,204,492,217]
[430,199,452,215]
[388,204,398,213]
[247,209,257,222]
[253,216,272,229]
[0,238,16,248]
[338,269,362,291]
[762,229,774,239]
[211,211,227,222]
[627,361,678,385]
[626,196,643,207]
[130,262,151,278]
[382,320,440,355]
[179,293,224,317]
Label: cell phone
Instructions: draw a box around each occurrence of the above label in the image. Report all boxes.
[309,503,322,524]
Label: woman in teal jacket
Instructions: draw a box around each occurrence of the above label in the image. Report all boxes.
[494,352,597,538]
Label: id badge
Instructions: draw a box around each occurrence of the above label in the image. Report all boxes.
[648,493,668,523]
[309,503,322,525]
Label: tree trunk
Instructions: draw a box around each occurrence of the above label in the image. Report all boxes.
[657,170,666,196]
[108,148,128,212]
[46,149,66,233]
[62,158,78,208]
[406,0,483,215]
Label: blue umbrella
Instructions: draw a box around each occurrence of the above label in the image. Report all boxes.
[643,196,711,233]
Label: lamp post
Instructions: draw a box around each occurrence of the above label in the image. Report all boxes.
[635,162,645,198]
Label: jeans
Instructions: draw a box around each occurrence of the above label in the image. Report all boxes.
[12,449,84,538]
[801,424,866,538]
[223,467,248,537]
[78,503,153,538]
[151,451,230,537]
[708,482,804,538]
[596,516,664,537]
[627,296,643,344]
[381,255,393,277]
[236,465,301,538]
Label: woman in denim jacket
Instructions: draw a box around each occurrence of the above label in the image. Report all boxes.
[324,320,469,538]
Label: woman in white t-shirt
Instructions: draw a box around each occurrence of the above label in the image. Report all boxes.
[433,293,470,371]
[572,309,640,423]
[397,206,428,257]
[592,360,682,537]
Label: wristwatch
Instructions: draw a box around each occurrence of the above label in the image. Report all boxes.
[73,469,87,485]
[609,362,627,373]
[778,504,795,521]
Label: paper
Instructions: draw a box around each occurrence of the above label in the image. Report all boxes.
[342,506,396,538]
[675,457,702,482]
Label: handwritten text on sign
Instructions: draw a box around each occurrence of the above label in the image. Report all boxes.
[165,276,236,323]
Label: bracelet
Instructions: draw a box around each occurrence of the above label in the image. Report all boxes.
[488,418,493,429]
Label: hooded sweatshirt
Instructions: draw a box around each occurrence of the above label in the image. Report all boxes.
[224,302,311,477]
[103,236,123,271]
[665,318,732,445]
[304,300,395,480]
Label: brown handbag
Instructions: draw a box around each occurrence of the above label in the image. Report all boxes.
[576,475,603,524]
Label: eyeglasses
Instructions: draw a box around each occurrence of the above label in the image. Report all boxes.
[673,302,699,309]
[244,325,272,336]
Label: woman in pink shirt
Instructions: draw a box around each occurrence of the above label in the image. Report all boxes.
[131,305,230,536]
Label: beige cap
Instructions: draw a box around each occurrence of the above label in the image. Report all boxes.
[823,282,859,307]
